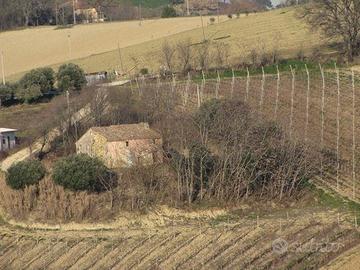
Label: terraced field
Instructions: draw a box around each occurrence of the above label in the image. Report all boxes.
[0,209,358,270]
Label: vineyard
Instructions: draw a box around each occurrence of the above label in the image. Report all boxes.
[0,208,359,270]
[143,66,360,204]
[1,65,360,268]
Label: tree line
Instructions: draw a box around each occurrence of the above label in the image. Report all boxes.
[0,0,129,30]
[0,63,86,105]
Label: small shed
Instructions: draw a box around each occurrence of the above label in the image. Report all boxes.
[76,123,163,168]
[0,128,17,152]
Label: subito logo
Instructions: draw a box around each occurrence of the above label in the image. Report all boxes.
[272,238,288,255]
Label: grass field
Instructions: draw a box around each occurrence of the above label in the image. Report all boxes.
[1,7,324,81]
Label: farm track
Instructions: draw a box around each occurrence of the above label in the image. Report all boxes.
[0,210,359,270]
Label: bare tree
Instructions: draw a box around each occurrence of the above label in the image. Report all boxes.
[301,0,360,62]
[196,41,212,71]
[214,42,230,68]
[161,40,176,72]
[177,38,192,74]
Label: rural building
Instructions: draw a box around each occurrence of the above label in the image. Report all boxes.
[0,128,17,152]
[85,71,108,85]
[76,123,163,168]
[75,0,105,23]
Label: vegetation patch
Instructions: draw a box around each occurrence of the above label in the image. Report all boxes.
[52,154,116,192]
[6,159,46,189]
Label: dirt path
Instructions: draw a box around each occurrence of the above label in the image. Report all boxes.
[0,104,90,172]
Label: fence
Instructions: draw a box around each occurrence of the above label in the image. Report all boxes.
[131,66,360,203]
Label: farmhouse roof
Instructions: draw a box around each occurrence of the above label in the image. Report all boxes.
[91,123,161,142]
[0,128,17,133]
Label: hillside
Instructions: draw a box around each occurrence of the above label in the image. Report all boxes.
[1,14,229,81]
[3,7,323,81]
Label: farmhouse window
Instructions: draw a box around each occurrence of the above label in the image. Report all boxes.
[2,139,5,144]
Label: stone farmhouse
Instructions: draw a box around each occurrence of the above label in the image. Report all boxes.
[76,123,163,168]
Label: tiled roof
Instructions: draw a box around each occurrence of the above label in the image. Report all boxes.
[91,123,161,142]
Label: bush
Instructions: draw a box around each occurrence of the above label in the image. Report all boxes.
[17,67,55,103]
[0,83,15,105]
[139,68,149,75]
[52,154,115,192]
[161,6,177,18]
[6,159,46,189]
[57,63,86,92]
[209,17,215,24]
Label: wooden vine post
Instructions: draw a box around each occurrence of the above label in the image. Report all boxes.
[352,69,356,199]
[305,64,310,143]
[215,70,220,99]
[319,63,325,175]
[231,69,235,99]
[289,65,295,140]
[335,63,341,190]
[260,66,265,110]
[245,67,250,102]
[197,84,201,108]
[275,65,280,119]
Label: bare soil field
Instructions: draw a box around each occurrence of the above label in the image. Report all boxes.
[2,7,323,81]
[0,207,358,270]
[321,244,360,270]
[64,8,324,77]
[1,15,229,80]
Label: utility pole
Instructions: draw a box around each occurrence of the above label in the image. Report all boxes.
[1,51,5,85]
[118,42,124,74]
[139,4,142,26]
[73,0,77,25]
[186,0,190,16]
[200,14,206,41]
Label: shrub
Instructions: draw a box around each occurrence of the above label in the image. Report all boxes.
[0,83,15,105]
[139,68,149,75]
[209,17,215,24]
[52,154,115,192]
[17,67,55,103]
[15,84,42,103]
[57,63,86,92]
[6,159,46,189]
[161,6,177,18]
[19,68,55,94]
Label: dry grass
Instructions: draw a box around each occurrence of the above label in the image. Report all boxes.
[2,7,325,81]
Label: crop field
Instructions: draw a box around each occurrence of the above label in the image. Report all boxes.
[1,7,323,81]
[64,8,324,77]
[0,14,229,81]
[0,208,358,270]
